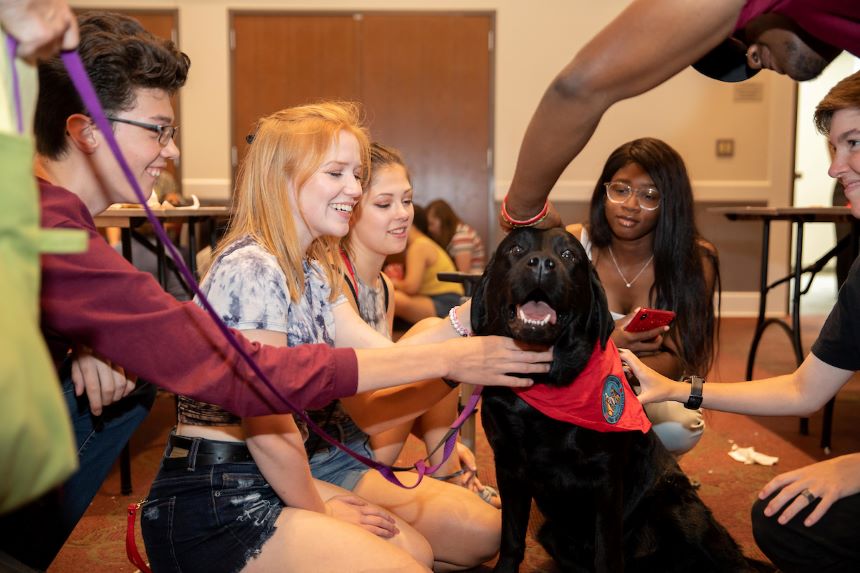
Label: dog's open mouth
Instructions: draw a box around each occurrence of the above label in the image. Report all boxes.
[516,300,557,327]
[508,290,561,343]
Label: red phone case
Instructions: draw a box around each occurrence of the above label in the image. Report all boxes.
[624,308,676,333]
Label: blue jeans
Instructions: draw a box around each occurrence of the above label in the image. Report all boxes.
[308,417,373,491]
[0,370,155,569]
[142,439,282,573]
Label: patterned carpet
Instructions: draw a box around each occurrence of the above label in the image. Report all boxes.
[48,316,860,572]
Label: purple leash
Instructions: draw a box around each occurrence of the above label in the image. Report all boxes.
[51,45,482,488]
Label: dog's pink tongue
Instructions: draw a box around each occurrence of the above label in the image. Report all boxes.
[519,301,557,324]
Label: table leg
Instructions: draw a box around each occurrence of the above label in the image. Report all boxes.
[156,235,167,287]
[794,223,809,437]
[188,218,199,279]
[746,220,772,380]
[790,222,805,365]
[119,228,134,495]
[121,228,132,262]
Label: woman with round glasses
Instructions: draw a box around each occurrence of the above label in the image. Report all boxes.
[565,137,721,456]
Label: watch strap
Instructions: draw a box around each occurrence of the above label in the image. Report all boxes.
[684,375,704,410]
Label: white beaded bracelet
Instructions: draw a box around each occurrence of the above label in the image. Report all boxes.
[448,306,472,337]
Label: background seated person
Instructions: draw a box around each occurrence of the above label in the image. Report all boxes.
[565,137,720,456]
[390,204,464,324]
[426,198,486,274]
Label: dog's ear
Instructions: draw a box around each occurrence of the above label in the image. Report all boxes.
[470,270,490,335]
[470,249,498,335]
[586,263,615,349]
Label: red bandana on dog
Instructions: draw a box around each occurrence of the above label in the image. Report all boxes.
[514,339,651,433]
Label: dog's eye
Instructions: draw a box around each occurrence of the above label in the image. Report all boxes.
[509,244,525,256]
[560,249,574,260]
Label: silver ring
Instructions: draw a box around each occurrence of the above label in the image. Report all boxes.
[800,488,816,504]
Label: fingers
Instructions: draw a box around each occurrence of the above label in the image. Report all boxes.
[122,378,137,399]
[758,472,794,501]
[618,348,643,373]
[71,349,135,416]
[328,495,398,537]
[79,355,105,416]
[803,495,833,527]
[484,374,534,388]
[760,473,806,522]
[759,480,836,528]
[6,0,78,61]
[494,337,554,362]
[71,358,85,397]
[456,442,478,472]
[764,485,826,527]
[350,501,399,538]
[60,12,80,51]
[359,515,399,538]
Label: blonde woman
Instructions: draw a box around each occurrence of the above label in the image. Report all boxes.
[141,103,549,572]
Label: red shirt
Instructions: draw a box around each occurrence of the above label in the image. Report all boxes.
[39,180,358,415]
[514,339,651,433]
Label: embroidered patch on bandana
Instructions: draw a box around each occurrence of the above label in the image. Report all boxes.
[602,375,625,424]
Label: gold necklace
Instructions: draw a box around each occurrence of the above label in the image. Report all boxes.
[607,246,654,288]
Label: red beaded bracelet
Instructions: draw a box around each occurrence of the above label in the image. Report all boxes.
[501,193,549,227]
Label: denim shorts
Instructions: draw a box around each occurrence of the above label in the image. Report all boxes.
[307,417,374,491]
[141,441,282,573]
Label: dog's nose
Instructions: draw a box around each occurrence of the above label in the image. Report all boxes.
[527,256,555,270]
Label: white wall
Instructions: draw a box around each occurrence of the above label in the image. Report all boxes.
[71,0,799,314]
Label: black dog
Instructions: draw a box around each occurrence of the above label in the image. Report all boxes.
[472,227,769,573]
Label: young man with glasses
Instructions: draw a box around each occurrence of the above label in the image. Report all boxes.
[0,11,550,569]
[565,137,719,457]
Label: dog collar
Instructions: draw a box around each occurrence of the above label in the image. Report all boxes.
[514,339,652,433]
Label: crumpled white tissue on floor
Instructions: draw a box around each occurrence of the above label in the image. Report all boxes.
[728,443,779,466]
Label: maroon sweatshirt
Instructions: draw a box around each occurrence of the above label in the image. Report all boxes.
[38,180,358,414]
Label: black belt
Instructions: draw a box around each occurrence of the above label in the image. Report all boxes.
[162,433,254,470]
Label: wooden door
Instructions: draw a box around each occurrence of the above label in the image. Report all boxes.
[360,13,492,244]
[230,12,493,244]
[230,14,361,168]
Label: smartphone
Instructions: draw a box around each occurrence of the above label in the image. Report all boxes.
[623,308,676,333]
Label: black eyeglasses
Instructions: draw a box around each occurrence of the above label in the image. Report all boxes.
[604,182,661,211]
[106,116,179,147]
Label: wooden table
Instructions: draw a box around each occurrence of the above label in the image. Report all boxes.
[96,206,230,286]
[711,206,859,451]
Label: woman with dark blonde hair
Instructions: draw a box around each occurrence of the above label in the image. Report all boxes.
[338,142,501,508]
[141,103,548,572]
[566,137,720,456]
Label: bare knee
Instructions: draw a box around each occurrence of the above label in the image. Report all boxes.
[392,529,434,571]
